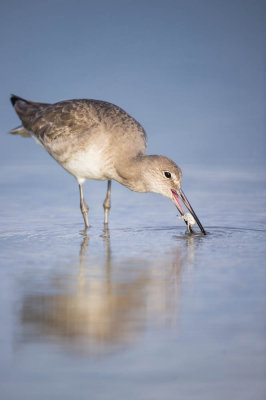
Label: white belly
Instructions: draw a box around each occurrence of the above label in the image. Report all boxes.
[61,145,113,182]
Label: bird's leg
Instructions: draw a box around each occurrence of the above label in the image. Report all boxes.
[103,180,112,224]
[79,183,89,229]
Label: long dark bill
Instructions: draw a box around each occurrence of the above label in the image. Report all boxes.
[180,189,206,235]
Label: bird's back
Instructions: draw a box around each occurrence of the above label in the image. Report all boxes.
[11,96,147,180]
[12,96,146,146]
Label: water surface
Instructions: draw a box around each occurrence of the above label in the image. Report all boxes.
[0,162,265,400]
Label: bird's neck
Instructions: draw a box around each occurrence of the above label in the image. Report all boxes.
[115,154,159,193]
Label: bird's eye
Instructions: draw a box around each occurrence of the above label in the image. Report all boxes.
[164,171,171,179]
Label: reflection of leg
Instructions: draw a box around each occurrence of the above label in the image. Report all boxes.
[79,234,89,292]
[103,180,112,224]
[79,183,89,229]
[79,234,89,258]
[101,226,111,285]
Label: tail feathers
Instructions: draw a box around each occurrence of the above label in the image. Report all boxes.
[10,94,29,107]
[9,125,31,138]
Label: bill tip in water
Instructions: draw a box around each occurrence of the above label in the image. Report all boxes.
[177,212,207,235]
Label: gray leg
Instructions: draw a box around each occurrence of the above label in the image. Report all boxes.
[79,183,89,229]
[103,180,111,224]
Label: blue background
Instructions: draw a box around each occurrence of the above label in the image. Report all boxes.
[1,0,265,171]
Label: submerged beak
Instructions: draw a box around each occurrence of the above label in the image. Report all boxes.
[171,189,206,235]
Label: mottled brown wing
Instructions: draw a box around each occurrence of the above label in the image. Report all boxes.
[13,97,147,151]
[14,99,101,145]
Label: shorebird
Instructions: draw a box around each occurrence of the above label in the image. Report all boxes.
[9,95,206,234]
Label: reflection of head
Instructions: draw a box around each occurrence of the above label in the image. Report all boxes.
[19,232,185,355]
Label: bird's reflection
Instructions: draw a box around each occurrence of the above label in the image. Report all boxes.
[20,229,195,355]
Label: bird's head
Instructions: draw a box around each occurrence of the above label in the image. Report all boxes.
[144,155,206,234]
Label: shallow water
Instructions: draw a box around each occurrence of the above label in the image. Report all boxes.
[0,162,266,399]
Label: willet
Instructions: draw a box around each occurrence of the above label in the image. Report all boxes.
[9,95,206,234]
